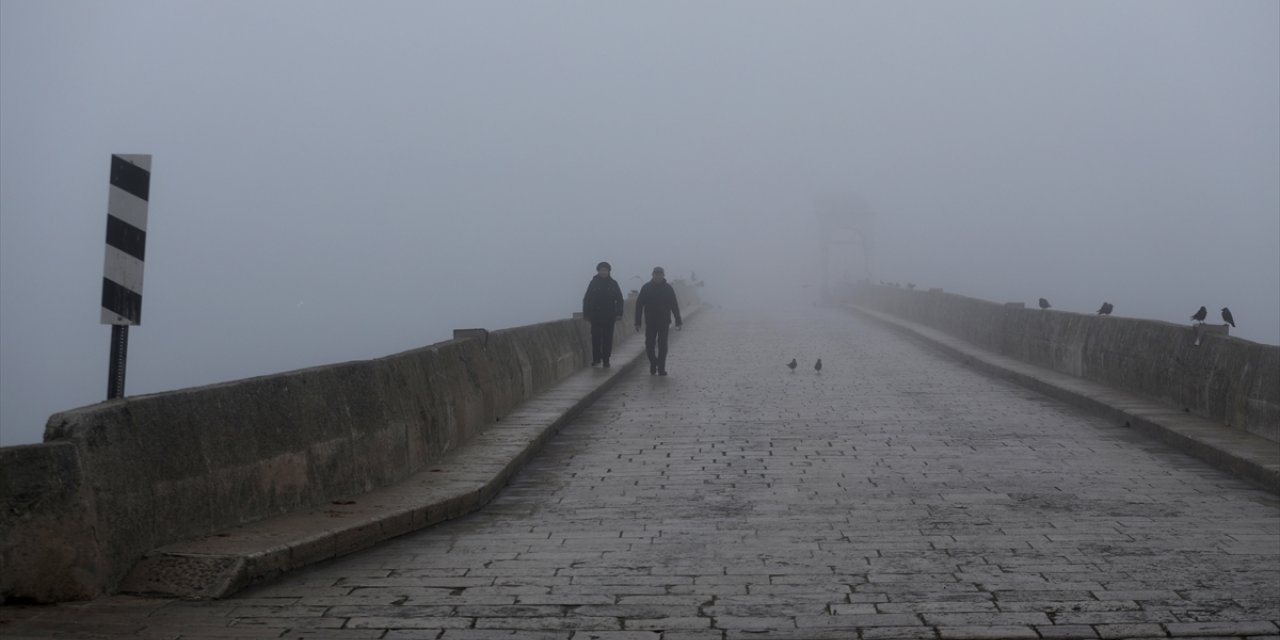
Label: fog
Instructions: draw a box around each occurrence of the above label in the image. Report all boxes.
[2,1,1277,446]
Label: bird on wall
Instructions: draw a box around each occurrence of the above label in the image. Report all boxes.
[1221,307,1236,327]
[787,358,797,371]
[1096,302,1114,316]
[814,358,823,372]
[1038,298,1051,310]
[1191,306,1208,323]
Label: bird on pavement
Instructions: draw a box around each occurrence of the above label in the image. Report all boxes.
[1038,298,1051,310]
[787,358,797,371]
[1221,307,1236,327]
[814,358,823,372]
[1096,302,1114,316]
[1191,306,1207,323]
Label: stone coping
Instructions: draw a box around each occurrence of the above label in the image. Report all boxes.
[851,305,1280,496]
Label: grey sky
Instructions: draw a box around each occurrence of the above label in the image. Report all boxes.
[2,1,1277,445]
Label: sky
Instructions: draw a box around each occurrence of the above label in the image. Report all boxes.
[2,1,1277,446]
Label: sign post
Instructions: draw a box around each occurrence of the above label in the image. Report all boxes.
[100,154,151,399]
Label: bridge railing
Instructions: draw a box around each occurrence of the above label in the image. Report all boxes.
[0,282,700,603]
[848,283,1279,443]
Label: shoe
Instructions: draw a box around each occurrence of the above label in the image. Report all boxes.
[602,359,610,368]
[658,370,668,376]
[650,365,657,375]
[591,359,600,366]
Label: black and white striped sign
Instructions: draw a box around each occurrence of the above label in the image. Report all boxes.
[101,154,150,325]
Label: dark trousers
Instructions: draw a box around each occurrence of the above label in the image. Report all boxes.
[644,323,670,371]
[590,319,615,363]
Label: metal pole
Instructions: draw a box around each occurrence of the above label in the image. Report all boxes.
[107,324,129,399]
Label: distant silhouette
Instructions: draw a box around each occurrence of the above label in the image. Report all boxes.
[907,283,916,290]
[635,266,682,376]
[814,358,823,372]
[1038,298,1051,310]
[787,358,797,371]
[1096,302,1114,316]
[582,262,624,368]
[1191,306,1207,323]
[1221,307,1236,327]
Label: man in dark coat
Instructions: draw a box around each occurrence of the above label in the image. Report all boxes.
[582,261,624,367]
[634,266,682,376]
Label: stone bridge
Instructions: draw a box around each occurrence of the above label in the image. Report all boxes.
[3,284,1278,640]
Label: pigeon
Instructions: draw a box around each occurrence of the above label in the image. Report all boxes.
[1038,298,1051,310]
[1221,307,1235,327]
[1096,302,1113,316]
[1191,306,1207,323]
[787,358,797,371]
[814,358,823,372]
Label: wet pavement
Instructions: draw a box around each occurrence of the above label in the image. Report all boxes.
[5,308,1278,639]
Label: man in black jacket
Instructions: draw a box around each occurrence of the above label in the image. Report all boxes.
[582,261,624,367]
[634,266,682,376]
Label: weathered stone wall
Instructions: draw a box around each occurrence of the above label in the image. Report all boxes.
[0,280,695,603]
[851,284,1280,443]
[0,443,102,602]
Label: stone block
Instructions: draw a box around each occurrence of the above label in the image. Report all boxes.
[454,328,491,342]
[0,442,102,602]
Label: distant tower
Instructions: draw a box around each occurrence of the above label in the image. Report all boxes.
[817,197,875,302]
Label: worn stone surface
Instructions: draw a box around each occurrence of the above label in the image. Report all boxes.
[4,308,1277,639]
[0,442,102,602]
[115,309,682,600]
[850,284,1280,443]
[33,317,598,598]
[851,305,1280,495]
[2,285,697,602]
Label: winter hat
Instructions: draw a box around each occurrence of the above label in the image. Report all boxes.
[597,261,611,271]
[652,266,664,275]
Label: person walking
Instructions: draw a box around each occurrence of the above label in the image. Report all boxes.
[634,266,682,376]
[582,261,624,367]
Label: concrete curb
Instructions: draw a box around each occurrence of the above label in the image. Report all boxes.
[119,307,703,600]
[851,305,1280,496]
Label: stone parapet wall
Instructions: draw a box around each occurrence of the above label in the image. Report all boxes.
[0,281,698,602]
[850,284,1279,443]
[0,443,102,601]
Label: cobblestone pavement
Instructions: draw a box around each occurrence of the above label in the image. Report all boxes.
[5,308,1278,640]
